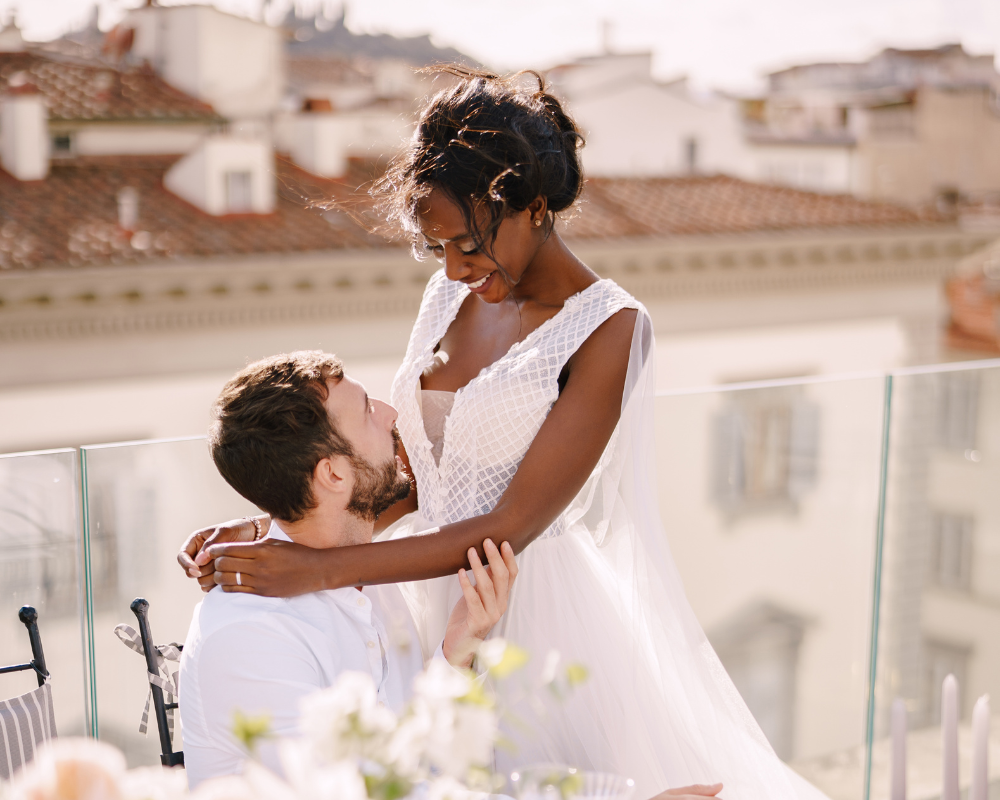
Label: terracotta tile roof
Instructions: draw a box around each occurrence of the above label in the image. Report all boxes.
[563,175,942,239]
[0,155,396,270]
[0,157,947,272]
[286,56,370,88]
[946,274,1000,353]
[0,51,221,123]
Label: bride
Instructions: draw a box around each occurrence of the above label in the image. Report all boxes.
[178,68,826,800]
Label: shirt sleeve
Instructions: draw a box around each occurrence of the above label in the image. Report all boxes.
[192,620,327,779]
[432,640,488,686]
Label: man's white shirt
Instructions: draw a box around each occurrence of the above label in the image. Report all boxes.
[179,524,426,789]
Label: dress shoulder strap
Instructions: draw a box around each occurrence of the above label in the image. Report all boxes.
[530,279,642,371]
[402,268,469,361]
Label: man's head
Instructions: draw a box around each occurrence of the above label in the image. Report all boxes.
[208,351,411,529]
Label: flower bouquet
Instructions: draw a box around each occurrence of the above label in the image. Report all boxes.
[1,640,619,800]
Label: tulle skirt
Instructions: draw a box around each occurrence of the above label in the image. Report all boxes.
[384,514,825,800]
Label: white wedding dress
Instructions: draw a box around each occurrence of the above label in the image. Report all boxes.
[385,269,827,800]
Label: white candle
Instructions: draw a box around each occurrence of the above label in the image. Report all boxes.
[971,695,990,800]
[891,698,907,800]
[942,674,959,800]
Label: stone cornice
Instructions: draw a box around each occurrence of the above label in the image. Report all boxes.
[0,225,993,343]
[572,226,992,300]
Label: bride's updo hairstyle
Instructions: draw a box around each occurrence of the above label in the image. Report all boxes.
[374,66,585,260]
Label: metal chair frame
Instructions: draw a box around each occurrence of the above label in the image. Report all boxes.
[130,598,184,768]
[0,607,49,687]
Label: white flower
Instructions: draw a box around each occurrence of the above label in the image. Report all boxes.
[425,776,478,800]
[7,738,125,800]
[190,762,296,800]
[475,639,508,671]
[277,745,367,800]
[540,650,561,686]
[475,639,528,678]
[189,775,256,800]
[409,661,496,780]
[382,711,432,778]
[299,671,397,764]
[120,766,188,800]
[412,659,472,705]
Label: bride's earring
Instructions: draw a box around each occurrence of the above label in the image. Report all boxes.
[534,219,542,227]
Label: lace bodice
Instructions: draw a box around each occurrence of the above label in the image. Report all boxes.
[391,270,640,537]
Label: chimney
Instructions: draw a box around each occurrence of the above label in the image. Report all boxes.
[0,78,49,181]
[118,187,139,231]
[164,135,274,216]
[292,111,349,178]
[0,20,26,53]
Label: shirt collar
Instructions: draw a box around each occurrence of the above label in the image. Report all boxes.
[266,521,293,543]
[268,521,369,606]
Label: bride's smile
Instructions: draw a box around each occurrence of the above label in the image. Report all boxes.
[180,66,829,800]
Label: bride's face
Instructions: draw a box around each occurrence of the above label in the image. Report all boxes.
[416,189,542,304]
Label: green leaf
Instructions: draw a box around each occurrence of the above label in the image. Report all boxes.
[231,710,272,754]
[565,663,589,687]
[488,643,529,678]
[460,679,494,708]
[365,771,413,800]
[558,772,584,799]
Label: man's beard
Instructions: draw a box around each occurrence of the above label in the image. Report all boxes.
[346,451,411,523]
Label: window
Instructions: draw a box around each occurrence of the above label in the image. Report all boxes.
[684,137,698,174]
[936,371,979,452]
[868,103,916,138]
[51,132,74,157]
[928,512,973,591]
[711,387,819,515]
[710,602,807,760]
[225,171,253,214]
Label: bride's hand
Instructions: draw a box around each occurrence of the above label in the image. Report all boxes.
[649,784,723,800]
[204,537,321,597]
[176,516,270,592]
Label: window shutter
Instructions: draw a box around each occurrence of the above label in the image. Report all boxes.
[711,407,745,509]
[787,398,820,501]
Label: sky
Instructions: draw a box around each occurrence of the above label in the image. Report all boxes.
[4,0,1000,93]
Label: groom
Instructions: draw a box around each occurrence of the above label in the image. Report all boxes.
[179,351,517,789]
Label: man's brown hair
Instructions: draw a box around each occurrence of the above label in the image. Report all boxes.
[208,351,353,522]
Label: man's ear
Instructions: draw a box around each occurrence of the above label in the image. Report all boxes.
[313,454,352,499]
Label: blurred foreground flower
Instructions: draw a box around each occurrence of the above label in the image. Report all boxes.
[6,739,125,800]
[0,639,593,800]
[231,712,272,757]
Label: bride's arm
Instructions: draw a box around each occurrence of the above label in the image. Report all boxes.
[177,437,418,589]
[208,309,637,596]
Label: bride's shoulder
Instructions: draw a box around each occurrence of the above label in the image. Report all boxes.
[403,269,464,356]
[582,278,646,323]
[415,268,463,315]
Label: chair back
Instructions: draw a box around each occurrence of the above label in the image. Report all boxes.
[125,598,184,768]
[0,606,56,779]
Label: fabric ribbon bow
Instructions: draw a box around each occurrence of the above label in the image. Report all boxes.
[113,623,182,739]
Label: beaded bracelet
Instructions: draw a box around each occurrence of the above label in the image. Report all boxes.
[244,516,264,540]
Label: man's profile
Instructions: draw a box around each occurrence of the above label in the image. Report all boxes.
[179,351,516,789]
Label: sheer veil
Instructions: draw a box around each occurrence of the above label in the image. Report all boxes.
[389,309,829,800]
[547,310,828,798]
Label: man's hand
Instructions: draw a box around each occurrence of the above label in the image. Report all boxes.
[649,784,723,800]
[442,539,518,669]
[176,516,269,592]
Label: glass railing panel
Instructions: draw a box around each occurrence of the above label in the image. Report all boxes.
[0,448,89,739]
[654,376,888,799]
[80,437,259,767]
[872,363,1000,799]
